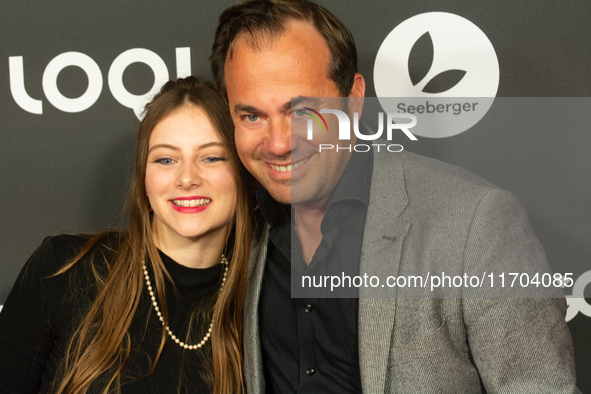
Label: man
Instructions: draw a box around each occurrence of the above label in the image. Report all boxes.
[210,0,579,393]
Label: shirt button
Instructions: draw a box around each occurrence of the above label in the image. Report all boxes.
[306,367,316,376]
[304,303,313,313]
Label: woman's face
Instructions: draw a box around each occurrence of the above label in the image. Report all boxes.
[145,105,237,246]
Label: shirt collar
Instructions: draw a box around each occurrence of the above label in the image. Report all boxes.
[326,147,373,209]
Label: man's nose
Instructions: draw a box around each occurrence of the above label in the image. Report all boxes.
[264,117,291,156]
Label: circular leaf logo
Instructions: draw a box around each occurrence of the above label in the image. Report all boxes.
[374,12,499,138]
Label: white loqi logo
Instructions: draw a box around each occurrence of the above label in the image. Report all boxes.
[565,270,591,322]
[373,12,499,138]
[9,47,192,120]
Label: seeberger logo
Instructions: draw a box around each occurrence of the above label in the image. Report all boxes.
[374,12,500,138]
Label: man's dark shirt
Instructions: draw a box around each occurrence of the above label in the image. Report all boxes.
[257,149,373,394]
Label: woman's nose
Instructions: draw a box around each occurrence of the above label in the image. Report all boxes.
[177,161,202,189]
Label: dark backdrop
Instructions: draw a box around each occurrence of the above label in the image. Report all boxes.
[1,0,589,389]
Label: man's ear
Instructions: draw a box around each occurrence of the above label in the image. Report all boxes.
[349,73,365,115]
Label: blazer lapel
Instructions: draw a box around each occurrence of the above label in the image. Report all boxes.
[358,148,409,393]
[243,224,269,393]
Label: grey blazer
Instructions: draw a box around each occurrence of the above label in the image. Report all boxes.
[243,148,580,393]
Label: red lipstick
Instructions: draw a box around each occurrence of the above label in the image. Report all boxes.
[170,196,211,213]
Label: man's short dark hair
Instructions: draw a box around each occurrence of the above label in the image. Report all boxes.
[210,0,358,99]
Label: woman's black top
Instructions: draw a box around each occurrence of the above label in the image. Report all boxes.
[0,234,224,393]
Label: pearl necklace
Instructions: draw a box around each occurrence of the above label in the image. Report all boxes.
[142,255,228,350]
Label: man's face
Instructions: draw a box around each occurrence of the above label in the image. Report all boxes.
[224,21,364,207]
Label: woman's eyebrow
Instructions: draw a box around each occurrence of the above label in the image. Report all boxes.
[148,144,180,154]
[197,141,224,150]
[148,142,224,154]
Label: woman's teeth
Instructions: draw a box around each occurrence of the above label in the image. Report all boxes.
[172,198,211,207]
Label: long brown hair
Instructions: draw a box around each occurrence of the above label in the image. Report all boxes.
[52,77,253,394]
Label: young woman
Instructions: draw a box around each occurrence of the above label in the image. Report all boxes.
[0,77,254,393]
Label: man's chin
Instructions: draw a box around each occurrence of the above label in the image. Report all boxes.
[261,179,292,204]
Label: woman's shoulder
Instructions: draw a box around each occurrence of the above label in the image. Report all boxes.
[7,232,126,322]
[40,233,93,259]
[24,232,124,282]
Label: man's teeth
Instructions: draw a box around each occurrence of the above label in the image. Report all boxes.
[172,198,211,207]
[269,159,307,172]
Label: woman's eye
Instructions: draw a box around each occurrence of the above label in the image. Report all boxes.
[204,156,225,163]
[157,158,175,164]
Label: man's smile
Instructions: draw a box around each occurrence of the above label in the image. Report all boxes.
[268,157,310,173]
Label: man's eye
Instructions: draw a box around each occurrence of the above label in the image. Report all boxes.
[293,109,307,117]
[245,114,259,122]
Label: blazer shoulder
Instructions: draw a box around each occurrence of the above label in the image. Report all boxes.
[394,150,501,209]
[399,150,495,190]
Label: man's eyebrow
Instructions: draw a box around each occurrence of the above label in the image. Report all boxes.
[234,96,313,115]
[234,104,260,114]
[290,96,310,108]
[289,97,324,110]
[148,144,180,154]
[283,96,313,112]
